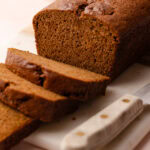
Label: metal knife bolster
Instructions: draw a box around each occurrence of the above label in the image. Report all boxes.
[61,94,143,150]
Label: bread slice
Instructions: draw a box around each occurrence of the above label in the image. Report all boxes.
[33,0,150,79]
[0,101,39,150]
[6,48,109,100]
[0,64,79,122]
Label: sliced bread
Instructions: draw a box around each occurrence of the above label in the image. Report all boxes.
[0,64,78,122]
[0,101,39,150]
[6,48,109,100]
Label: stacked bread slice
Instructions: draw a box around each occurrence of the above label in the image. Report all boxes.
[0,48,109,149]
[0,64,80,122]
[6,48,109,101]
[0,101,40,150]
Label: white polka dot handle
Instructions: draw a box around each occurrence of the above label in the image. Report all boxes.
[61,94,143,150]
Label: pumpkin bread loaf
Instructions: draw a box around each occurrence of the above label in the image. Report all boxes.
[0,64,79,122]
[6,48,109,101]
[33,0,150,79]
[0,101,39,150]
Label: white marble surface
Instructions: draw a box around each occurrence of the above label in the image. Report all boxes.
[1,0,150,150]
[0,0,52,46]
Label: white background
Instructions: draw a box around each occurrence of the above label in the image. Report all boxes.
[0,0,150,149]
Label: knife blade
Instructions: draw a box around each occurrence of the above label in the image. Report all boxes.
[134,83,150,105]
[61,83,150,150]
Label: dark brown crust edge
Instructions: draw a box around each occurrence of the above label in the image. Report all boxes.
[6,49,110,101]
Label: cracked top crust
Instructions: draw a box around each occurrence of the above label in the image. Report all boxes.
[41,0,150,35]
[84,1,114,16]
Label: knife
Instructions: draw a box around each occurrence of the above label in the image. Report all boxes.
[102,105,150,150]
[102,83,150,150]
[61,83,150,150]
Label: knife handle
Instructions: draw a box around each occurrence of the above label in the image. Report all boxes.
[61,94,143,150]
